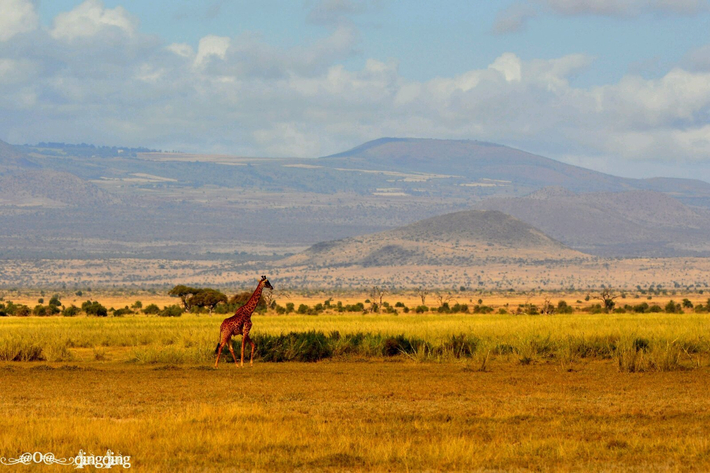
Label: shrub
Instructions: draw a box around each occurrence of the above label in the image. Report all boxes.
[62,305,79,317]
[113,307,133,317]
[415,305,429,313]
[159,305,183,317]
[254,331,332,362]
[665,300,682,313]
[15,305,31,317]
[143,304,160,315]
[82,301,107,317]
[557,300,574,314]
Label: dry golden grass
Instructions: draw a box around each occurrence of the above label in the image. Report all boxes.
[1,361,710,472]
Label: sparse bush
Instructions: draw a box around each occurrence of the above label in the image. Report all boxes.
[33,305,47,316]
[472,305,492,314]
[665,300,682,313]
[143,304,160,315]
[82,301,107,317]
[557,300,574,314]
[62,305,79,317]
[158,305,183,317]
[15,305,31,317]
[113,307,133,317]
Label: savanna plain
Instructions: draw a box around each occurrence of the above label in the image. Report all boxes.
[2,291,710,472]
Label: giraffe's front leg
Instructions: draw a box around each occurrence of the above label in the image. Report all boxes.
[240,334,246,367]
[245,333,256,366]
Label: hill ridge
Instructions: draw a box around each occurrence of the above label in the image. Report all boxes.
[285,209,583,269]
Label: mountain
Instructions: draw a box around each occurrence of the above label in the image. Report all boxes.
[0,139,38,169]
[284,209,584,268]
[0,140,119,207]
[320,138,710,203]
[5,136,710,260]
[475,188,710,257]
[0,170,120,207]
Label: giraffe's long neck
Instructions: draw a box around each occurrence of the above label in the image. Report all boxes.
[242,282,264,316]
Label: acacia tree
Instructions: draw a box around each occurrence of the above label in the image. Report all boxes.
[540,297,555,315]
[415,287,429,306]
[597,288,619,313]
[369,286,388,313]
[168,285,199,310]
[434,291,455,308]
[190,289,228,314]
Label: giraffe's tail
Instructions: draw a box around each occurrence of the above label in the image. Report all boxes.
[214,342,221,355]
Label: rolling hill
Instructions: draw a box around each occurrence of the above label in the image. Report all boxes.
[0,139,38,169]
[320,138,710,203]
[0,140,119,208]
[284,209,584,268]
[475,187,710,256]
[4,136,710,259]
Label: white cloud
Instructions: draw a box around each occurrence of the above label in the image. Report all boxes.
[0,0,38,41]
[167,43,194,58]
[489,53,523,82]
[1,2,710,164]
[194,35,231,67]
[51,0,138,41]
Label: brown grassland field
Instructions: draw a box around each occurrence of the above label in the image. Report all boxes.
[2,289,710,471]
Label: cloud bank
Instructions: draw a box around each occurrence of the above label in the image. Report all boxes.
[1,0,710,165]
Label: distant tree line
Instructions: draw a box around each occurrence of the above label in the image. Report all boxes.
[21,142,160,158]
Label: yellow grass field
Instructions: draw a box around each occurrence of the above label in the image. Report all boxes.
[2,311,710,471]
[2,361,710,471]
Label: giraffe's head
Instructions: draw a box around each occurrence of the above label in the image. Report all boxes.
[261,275,274,290]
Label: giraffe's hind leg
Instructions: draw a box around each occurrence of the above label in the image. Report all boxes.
[228,342,238,366]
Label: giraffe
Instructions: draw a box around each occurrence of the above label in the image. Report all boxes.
[214,276,273,368]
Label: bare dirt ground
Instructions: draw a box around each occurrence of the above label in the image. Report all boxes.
[1,256,709,291]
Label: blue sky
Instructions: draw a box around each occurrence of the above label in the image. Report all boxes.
[2,0,710,179]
